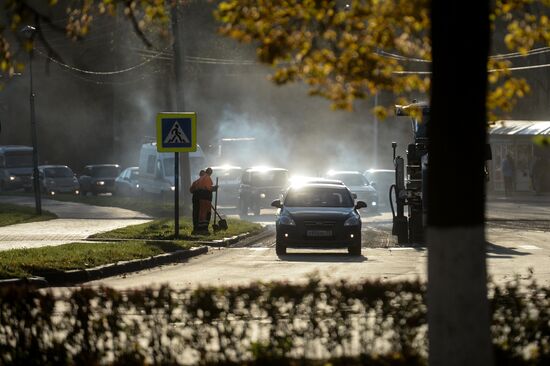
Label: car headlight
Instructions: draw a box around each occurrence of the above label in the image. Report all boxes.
[260,193,266,199]
[96,181,105,186]
[344,215,361,226]
[278,215,296,226]
[170,186,175,191]
[371,201,377,206]
[136,184,140,188]
[9,176,16,181]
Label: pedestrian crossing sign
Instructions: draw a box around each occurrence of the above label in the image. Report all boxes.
[156,112,197,152]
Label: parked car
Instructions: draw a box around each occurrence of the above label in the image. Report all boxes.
[211,165,242,207]
[325,170,378,212]
[271,182,367,256]
[364,169,394,210]
[239,167,289,217]
[78,164,121,196]
[38,165,79,195]
[114,167,140,196]
[0,145,33,192]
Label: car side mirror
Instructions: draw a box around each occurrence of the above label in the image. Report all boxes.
[352,193,357,200]
[271,199,283,208]
[355,201,367,210]
[371,182,377,188]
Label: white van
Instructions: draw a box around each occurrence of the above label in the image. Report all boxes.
[0,145,33,192]
[138,142,207,196]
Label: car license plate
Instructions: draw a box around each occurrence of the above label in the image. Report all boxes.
[307,230,332,237]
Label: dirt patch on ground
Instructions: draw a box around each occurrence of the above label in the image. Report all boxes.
[362,226,397,248]
[486,219,550,232]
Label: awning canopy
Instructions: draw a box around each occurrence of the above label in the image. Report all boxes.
[489,120,550,136]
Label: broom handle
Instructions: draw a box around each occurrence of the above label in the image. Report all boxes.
[213,177,219,225]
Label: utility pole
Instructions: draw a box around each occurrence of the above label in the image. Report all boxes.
[373,93,379,168]
[21,25,42,215]
[170,1,192,216]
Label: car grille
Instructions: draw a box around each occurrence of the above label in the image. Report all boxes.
[303,221,336,228]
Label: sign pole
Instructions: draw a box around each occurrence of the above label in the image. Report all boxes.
[156,112,196,239]
[174,151,180,238]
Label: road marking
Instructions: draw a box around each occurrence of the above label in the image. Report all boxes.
[518,245,541,250]
[243,248,270,251]
[389,247,415,251]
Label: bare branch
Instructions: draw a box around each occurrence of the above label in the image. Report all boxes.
[125,0,154,49]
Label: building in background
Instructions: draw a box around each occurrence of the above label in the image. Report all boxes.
[488,121,550,194]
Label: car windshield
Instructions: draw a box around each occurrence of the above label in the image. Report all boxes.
[284,186,354,208]
[250,170,288,187]
[91,166,120,177]
[5,153,33,168]
[45,167,73,178]
[330,174,368,187]
[129,169,139,179]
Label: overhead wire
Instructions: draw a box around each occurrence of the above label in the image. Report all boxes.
[379,46,550,64]
[31,38,550,77]
[134,48,258,65]
[393,62,550,75]
[34,45,172,75]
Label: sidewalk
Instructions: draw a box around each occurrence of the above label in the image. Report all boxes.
[0,196,151,251]
[487,192,550,204]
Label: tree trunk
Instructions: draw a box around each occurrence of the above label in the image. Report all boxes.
[427,1,493,365]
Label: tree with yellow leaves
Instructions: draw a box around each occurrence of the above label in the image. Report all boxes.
[215,0,549,121]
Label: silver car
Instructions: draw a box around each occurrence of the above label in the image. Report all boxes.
[325,170,378,212]
[38,165,80,195]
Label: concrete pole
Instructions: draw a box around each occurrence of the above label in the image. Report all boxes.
[170,2,192,216]
[373,93,379,168]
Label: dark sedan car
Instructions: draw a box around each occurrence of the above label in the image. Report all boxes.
[78,164,121,196]
[271,183,367,256]
[239,167,289,217]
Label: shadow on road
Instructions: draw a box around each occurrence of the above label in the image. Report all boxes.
[486,241,530,258]
[277,252,367,263]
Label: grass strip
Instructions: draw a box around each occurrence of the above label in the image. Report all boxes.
[0,203,57,227]
[0,240,194,279]
[90,217,263,241]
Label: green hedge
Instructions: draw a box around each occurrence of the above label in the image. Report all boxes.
[0,277,548,365]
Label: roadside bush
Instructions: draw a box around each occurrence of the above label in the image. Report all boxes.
[0,276,547,365]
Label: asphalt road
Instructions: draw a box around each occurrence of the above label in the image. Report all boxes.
[89,198,550,289]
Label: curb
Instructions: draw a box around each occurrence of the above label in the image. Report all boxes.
[85,228,268,247]
[196,231,261,247]
[0,277,49,288]
[44,246,209,286]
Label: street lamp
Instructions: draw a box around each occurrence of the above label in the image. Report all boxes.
[20,25,41,215]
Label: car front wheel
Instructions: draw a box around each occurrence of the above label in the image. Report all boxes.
[348,240,362,256]
[275,240,286,256]
[252,201,261,216]
[238,200,248,217]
